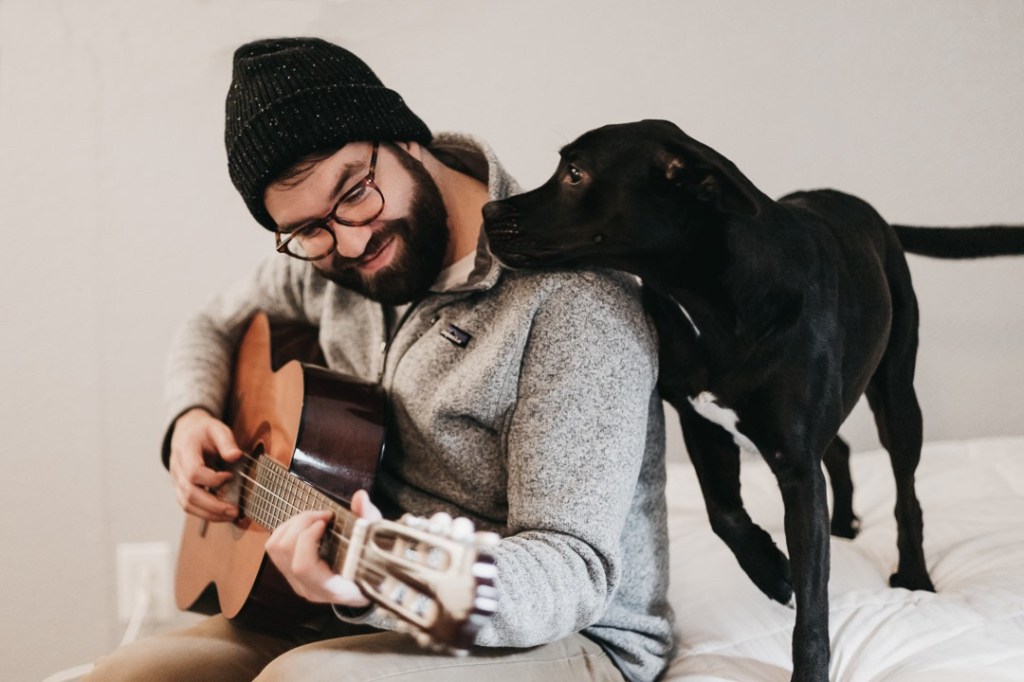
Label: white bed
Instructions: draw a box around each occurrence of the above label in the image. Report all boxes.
[662,437,1024,681]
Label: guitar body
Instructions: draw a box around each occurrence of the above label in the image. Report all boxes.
[174,312,387,632]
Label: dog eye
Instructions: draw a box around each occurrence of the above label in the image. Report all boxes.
[566,165,583,185]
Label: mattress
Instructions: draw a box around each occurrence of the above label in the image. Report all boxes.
[663,437,1024,681]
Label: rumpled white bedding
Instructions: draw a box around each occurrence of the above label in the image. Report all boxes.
[663,437,1024,681]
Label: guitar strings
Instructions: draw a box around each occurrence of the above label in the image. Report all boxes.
[227,453,408,580]
[229,450,356,550]
[216,451,450,586]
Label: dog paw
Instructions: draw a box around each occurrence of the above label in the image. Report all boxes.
[765,576,795,606]
[750,554,793,605]
[830,515,861,539]
[731,527,794,605]
[889,570,936,592]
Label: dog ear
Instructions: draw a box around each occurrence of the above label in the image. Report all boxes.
[658,133,763,217]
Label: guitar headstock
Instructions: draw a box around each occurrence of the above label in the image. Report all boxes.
[352,512,500,655]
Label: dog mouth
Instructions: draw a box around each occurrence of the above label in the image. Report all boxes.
[482,203,520,239]
[483,201,574,268]
[492,248,559,269]
[485,221,557,266]
[483,205,526,259]
[484,221,521,244]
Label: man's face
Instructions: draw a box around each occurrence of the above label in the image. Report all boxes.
[264,142,450,305]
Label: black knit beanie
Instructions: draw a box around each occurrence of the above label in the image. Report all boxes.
[225,37,432,230]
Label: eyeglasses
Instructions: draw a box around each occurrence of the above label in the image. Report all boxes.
[274,142,385,261]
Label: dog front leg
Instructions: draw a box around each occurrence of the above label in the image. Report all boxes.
[773,453,832,682]
[677,403,794,605]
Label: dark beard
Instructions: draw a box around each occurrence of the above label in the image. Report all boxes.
[315,149,449,305]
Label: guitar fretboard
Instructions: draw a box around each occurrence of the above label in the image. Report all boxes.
[241,455,359,572]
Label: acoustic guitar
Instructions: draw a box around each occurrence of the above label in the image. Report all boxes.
[174,312,498,653]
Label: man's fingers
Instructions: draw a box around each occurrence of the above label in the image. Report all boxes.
[265,512,367,605]
[187,466,234,489]
[177,483,238,521]
[166,411,244,521]
[323,574,367,604]
[351,490,382,521]
[169,446,237,521]
[268,511,331,556]
[291,519,330,575]
[208,421,243,462]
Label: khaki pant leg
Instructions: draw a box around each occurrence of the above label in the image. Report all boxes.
[255,631,625,682]
[84,615,297,682]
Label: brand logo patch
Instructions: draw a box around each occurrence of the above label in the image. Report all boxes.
[440,323,472,348]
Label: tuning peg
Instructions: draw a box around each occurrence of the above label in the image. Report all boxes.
[475,531,501,547]
[474,594,499,614]
[400,513,426,529]
[472,561,498,580]
[428,512,453,534]
[451,516,475,540]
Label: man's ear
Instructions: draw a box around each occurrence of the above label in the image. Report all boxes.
[660,137,763,217]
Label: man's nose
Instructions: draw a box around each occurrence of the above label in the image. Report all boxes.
[333,224,374,259]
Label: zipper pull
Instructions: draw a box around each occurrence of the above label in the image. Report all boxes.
[377,340,387,383]
[377,300,420,386]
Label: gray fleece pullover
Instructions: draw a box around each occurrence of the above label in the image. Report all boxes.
[163,134,674,681]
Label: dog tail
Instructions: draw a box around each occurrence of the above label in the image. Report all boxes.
[892,224,1024,258]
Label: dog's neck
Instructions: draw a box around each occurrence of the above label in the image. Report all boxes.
[641,217,736,340]
[645,212,798,359]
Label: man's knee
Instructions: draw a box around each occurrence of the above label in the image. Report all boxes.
[255,632,407,682]
[84,616,287,682]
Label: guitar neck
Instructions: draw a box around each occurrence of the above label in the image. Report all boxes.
[241,454,358,572]
[237,451,498,654]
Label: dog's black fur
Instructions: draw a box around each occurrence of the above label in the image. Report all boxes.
[482,119,1024,682]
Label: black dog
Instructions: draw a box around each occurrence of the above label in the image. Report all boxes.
[482,119,1024,682]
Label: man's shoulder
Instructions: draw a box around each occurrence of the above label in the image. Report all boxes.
[494,267,649,335]
[489,267,657,374]
[500,266,642,301]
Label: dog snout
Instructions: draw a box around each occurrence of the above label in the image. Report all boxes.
[482,201,521,242]
[483,200,518,226]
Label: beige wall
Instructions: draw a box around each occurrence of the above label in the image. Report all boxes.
[1,1,1022,679]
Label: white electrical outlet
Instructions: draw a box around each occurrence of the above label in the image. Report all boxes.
[116,542,175,623]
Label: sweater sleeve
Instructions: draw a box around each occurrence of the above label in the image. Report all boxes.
[478,271,659,646]
[161,254,319,466]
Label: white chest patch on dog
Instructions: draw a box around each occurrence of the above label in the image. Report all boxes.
[688,391,762,457]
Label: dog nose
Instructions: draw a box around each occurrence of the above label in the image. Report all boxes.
[482,200,518,227]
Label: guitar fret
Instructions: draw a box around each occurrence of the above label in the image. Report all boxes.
[262,461,275,526]
[243,454,353,572]
[251,460,265,526]
[272,461,289,526]
[276,470,287,522]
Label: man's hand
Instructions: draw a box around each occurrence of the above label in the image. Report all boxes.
[265,490,382,607]
[168,407,243,521]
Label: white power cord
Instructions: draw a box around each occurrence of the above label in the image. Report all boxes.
[118,565,154,648]
[40,662,95,682]
[42,566,155,682]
